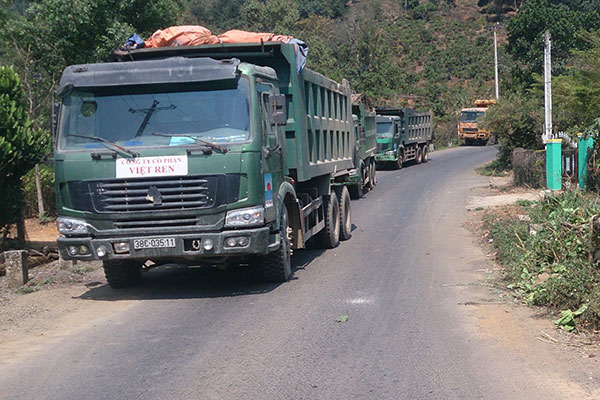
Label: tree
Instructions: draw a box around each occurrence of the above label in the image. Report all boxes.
[506,0,600,82]
[241,0,300,32]
[0,66,49,242]
[486,92,544,167]
[551,31,600,131]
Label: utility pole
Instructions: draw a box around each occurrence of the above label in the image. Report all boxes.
[543,30,561,191]
[493,23,500,100]
[544,30,552,141]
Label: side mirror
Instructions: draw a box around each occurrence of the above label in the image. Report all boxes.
[269,94,287,126]
[51,102,60,137]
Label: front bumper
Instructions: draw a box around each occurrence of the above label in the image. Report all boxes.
[459,132,489,140]
[375,153,397,162]
[58,227,273,262]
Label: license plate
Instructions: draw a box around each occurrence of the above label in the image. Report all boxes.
[133,238,176,250]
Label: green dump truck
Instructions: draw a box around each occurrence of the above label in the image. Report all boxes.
[333,95,377,198]
[375,107,433,169]
[53,41,355,287]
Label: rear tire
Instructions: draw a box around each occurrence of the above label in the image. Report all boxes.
[103,260,142,288]
[416,146,423,164]
[315,191,340,249]
[335,186,352,241]
[262,205,292,282]
[422,145,428,163]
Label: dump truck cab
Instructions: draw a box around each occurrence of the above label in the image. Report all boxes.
[458,99,495,145]
[375,115,402,166]
[55,58,285,265]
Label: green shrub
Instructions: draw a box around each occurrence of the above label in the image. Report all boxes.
[0,66,49,233]
[485,190,600,330]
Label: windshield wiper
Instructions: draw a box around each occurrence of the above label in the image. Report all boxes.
[151,133,228,154]
[68,134,139,158]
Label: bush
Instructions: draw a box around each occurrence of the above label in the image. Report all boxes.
[0,66,49,234]
[486,92,544,169]
[485,190,600,330]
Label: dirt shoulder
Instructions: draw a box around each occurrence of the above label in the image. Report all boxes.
[461,174,600,398]
[0,250,136,366]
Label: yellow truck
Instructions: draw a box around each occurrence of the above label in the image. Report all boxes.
[458,99,496,145]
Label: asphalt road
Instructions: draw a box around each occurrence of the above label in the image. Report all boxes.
[0,146,563,399]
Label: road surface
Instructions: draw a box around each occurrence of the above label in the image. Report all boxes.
[0,146,594,399]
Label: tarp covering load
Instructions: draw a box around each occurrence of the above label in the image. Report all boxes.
[124,26,308,72]
[144,26,219,48]
[217,30,294,44]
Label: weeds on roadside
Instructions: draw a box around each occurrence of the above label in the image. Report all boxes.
[485,190,600,331]
[477,159,508,177]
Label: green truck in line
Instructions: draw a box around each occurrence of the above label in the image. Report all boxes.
[375,107,434,169]
[53,41,356,287]
[335,95,377,199]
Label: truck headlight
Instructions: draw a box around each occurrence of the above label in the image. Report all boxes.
[57,217,89,235]
[225,206,264,228]
[385,150,395,155]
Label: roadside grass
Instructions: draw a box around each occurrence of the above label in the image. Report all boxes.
[484,190,600,332]
[477,159,508,177]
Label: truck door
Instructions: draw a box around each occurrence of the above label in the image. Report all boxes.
[259,87,284,219]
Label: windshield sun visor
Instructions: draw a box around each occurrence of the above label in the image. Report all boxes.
[57,57,241,95]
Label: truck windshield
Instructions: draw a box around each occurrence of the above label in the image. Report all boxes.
[460,111,485,123]
[58,79,251,151]
[376,122,394,137]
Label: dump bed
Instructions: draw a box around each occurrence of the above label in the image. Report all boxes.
[113,42,354,182]
[376,107,433,144]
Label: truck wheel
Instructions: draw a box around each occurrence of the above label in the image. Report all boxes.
[372,161,377,186]
[103,260,142,288]
[416,146,423,164]
[367,161,376,190]
[348,182,363,199]
[262,205,292,282]
[395,150,404,170]
[315,191,340,249]
[335,186,352,241]
[422,145,428,163]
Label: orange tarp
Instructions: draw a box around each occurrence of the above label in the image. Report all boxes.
[217,30,294,44]
[144,26,219,48]
[144,26,295,48]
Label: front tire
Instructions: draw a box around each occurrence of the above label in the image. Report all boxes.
[262,205,292,282]
[395,149,404,170]
[103,260,142,288]
[315,191,340,249]
[367,161,377,190]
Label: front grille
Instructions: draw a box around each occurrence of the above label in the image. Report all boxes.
[377,142,389,152]
[462,128,478,133]
[113,215,198,230]
[92,176,216,212]
[68,174,240,214]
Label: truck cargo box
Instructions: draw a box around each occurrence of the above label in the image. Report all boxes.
[376,107,433,144]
